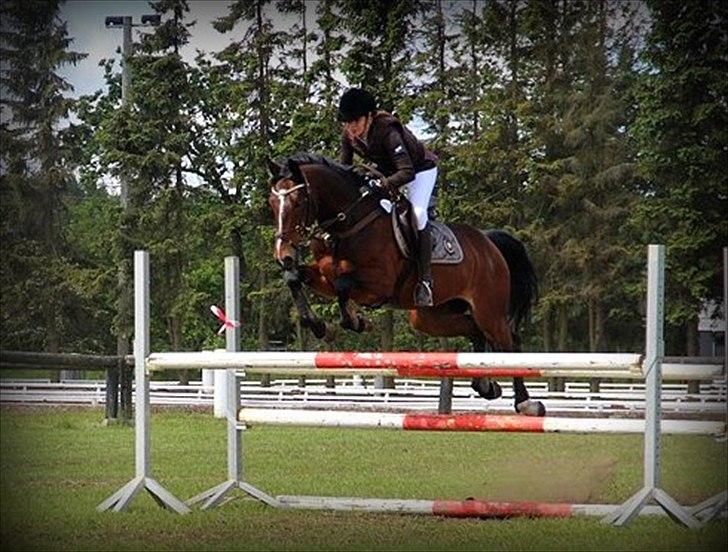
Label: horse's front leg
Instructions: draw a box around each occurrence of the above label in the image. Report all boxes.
[335,275,373,333]
[283,268,335,341]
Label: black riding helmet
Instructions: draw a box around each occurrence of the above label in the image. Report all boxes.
[337,88,377,122]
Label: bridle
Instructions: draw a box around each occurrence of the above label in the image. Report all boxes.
[271,182,315,247]
[272,176,385,255]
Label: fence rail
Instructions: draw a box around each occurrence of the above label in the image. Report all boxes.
[1,377,724,416]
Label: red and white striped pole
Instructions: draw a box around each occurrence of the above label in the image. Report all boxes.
[238,408,725,436]
[276,495,678,519]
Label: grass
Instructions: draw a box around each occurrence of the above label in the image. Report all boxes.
[1,406,726,551]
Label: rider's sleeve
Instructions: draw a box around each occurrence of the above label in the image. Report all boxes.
[382,127,415,189]
[340,133,354,165]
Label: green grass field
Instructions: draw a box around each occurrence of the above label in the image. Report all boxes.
[1,406,726,551]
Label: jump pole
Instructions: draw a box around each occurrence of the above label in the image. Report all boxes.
[186,257,283,510]
[604,245,700,527]
[237,408,725,436]
[97,251,190,514]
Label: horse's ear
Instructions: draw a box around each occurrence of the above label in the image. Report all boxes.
[266,156,283,178]
[286,158,305,183]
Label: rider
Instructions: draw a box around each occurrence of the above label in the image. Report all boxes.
[337,88,438,307]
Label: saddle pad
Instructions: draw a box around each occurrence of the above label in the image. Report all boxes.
[430,222,464,264]
[387,203,463,265]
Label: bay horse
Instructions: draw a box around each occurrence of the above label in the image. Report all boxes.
[267,154,544,416]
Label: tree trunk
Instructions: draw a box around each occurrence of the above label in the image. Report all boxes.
[686,319,700,394]
[258,270,270,351]
[555,304,568,391]
[541,307,551,352]
[169,316,188,385]
[376,310,395,389]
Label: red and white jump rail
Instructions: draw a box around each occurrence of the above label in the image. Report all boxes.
[274,495,693,519]
[238,408,726,436]
[145,350,721,380]
[147,351,642,378]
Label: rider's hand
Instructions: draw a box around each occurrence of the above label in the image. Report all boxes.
[352,165,373,181]
[379,178,396,194]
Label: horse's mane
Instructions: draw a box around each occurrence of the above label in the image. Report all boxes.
[278,153,365,188]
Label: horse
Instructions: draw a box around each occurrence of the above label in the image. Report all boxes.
[267,154,545,416]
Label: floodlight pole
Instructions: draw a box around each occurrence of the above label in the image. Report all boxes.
[103,14,159,424]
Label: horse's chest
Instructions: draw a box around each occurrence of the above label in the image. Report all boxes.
[316,255,355,281]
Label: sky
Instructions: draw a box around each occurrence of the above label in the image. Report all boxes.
[59,1,253,97]
[56,0,433,137]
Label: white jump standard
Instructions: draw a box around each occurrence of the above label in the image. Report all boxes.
[97,251,190,514]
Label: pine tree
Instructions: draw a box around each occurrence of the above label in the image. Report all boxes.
[210,0,300,349]
[630,0,728,354]
[338,0,418,112]
[0,0,86,353]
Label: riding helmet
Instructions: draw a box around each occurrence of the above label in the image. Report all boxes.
[337,88,377,122]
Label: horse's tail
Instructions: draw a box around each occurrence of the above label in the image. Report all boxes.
[485,230,538,331]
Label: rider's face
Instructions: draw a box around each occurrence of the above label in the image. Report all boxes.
[343,115,369,140]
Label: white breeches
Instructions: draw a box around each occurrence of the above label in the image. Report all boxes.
[404,167,437,231]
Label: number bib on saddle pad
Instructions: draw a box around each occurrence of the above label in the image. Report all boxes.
[381,199,463,265]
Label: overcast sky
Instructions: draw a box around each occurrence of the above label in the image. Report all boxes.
[59,1,260,97]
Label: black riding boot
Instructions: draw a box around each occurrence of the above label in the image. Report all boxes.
[414,224,434,307]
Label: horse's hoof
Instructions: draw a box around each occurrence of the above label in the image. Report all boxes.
[515,399,546,417]
[471,378,502,400]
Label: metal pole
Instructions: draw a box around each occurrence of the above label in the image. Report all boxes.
[134,250,150,478]
[97,251,190,514]
[225,257,242,483]
[643,244,665,489]
[116,16,134,423]
[187,256,281,510]
[606,245,699,528]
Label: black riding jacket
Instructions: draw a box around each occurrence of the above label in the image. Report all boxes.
[340,111,437,190]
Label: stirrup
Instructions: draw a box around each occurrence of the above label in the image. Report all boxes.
[414,281,434,307]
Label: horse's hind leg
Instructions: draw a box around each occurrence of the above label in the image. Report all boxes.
[471,311,545,417]
[510,330,546,416]
[470,334,502,401]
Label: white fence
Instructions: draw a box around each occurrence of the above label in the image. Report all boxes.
[2,376,725,416]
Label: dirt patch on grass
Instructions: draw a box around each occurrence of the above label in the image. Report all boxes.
[470,454,618,504]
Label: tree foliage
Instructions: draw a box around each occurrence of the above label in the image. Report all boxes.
[2,0,725,357]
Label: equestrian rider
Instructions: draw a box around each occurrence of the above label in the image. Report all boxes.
[337,88,438,307]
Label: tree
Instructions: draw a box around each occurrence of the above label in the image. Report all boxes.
[630,0,728,354]
[0,0,86,355]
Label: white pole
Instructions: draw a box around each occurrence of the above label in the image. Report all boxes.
[607,245,699,528]
[202,369,215,388]
[134,250,150,478]
[97,250,190,514]
[213,368,227,418]
[224,257,242,482]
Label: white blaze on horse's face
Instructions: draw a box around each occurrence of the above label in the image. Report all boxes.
[270,181,307,266]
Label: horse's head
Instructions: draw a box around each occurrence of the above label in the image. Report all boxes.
[267,158,313,270]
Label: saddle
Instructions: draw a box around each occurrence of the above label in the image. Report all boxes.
[379,197,464,265]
